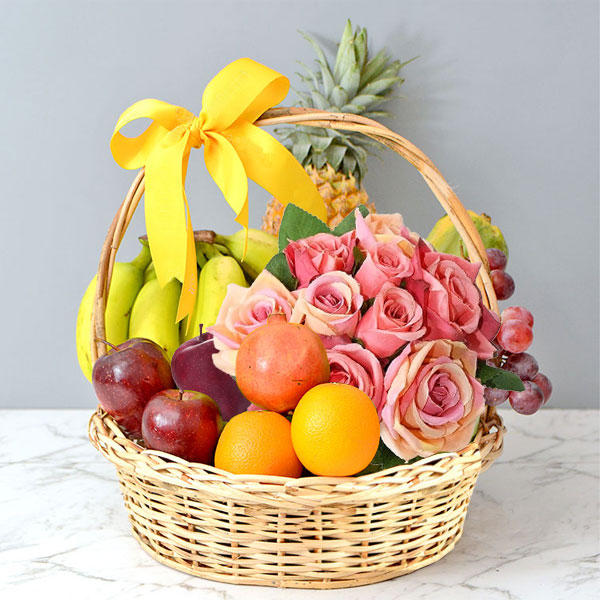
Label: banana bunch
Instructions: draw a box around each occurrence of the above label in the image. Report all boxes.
[76,244,151,381]
[76,228,278,380]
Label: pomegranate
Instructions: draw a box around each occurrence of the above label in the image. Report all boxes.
[235,314,330,412]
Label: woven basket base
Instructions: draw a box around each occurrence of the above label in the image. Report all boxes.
[130,524,464,589]
[114,464,477,589]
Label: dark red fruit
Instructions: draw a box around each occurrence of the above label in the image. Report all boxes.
[504,352,539,381]
[496,319,533,353]
[501,306,534,327]
[484,387,510,407]
[491,270,515,301]
[92,338,174,437]
[532,373,553,405]
[509,381,544,415]
[171,326,249,421]
[486,248,507,271]
[142,389,223,463]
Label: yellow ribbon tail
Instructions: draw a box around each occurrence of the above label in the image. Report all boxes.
[144,127,191,288]
[226,121,327,223]
[176,200,198,326]
[203,130,249,225]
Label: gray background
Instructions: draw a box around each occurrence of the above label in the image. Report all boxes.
[1,0,597,409]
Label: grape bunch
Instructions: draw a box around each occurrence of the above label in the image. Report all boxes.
[484,304,552,415]
[487,247,515,300]
[483,247,552,416]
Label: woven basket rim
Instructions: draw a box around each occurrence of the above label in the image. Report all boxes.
[88,405,504,496]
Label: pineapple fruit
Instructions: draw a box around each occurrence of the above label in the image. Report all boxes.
[263,20,411,234]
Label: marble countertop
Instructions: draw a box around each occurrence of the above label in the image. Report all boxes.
[1,408,598,599]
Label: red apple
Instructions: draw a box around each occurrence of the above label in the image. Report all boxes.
[141,389,223,464]
[92,338,174,438]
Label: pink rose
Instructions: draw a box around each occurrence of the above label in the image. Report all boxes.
[355,242,413,298]
[290,271,363,337]
[354,210,414,298]
[405,241,500,359]
[327,343,385,413]
[284,231,356,288]
[208,271,296,376]
[356,210,420,257]
[355,283,426,358]
[381,339,485,460]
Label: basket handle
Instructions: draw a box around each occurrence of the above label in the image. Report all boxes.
[91,107,498,362]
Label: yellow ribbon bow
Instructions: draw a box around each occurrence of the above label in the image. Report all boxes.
[110,58,327,323]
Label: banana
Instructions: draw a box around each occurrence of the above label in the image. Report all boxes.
[180,255,248,343]
[76,244,151,381]
[426,210,509,259]
[129,277,182,360]
[143,262,157,283]
[213,228,278,280]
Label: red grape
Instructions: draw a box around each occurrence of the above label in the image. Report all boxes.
[532,372,552,404]
[504,352,539,381]
[484,387,510,406]
[509,381,544,415]
[486,248,507,271]
[501,306,534,327]
[496,319,533,353]
[491,270,515,300]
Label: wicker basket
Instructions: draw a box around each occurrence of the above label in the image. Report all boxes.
[88,107,505,589]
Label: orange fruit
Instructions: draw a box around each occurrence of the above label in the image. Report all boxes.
[214,410,303,478]
[291,383,380,476]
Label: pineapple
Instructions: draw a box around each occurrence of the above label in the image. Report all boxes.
[263,20,412,234]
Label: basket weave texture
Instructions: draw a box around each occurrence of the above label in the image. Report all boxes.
[88,108,505,589]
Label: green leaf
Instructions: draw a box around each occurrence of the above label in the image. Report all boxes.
[357,439,422,475]
[334,21,354,83]
[347,93,383,109]
[360,77,403,97]
[310,133,333,152]
[332,204,370,236]
[277,204,330,252]
[352,245,366,270]
[355,27,368,71]
[324,143,347,171]
[310,89,330,110]
[361,49,388,85]
[330,85,349,108]
[265,252,297,291]
[477,361,525,391]
[338,58,361,99]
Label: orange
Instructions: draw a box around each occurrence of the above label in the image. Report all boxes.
[291,383,380,476]
[214,411,303,478]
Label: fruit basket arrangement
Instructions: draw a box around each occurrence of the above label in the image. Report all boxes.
[83,26,551,589]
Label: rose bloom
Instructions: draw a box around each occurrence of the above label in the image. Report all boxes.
[327,343,385,413]
[381,339,485,460]
[284,231,355,288]
[353,210,414,298]
[355,242,414,298]
[208,271,296,376]
[355,283,426,358]
[356,210,420,257]
[290,271,363,337]
[405,241,500,359]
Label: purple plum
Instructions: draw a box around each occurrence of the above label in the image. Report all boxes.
[171,327,249,421]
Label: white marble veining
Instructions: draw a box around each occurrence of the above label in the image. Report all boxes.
[1,409,598,599]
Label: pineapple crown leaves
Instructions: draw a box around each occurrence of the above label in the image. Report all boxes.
[278,20,413,184]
